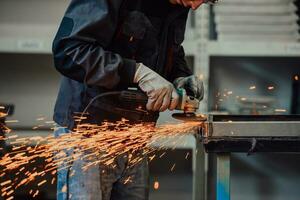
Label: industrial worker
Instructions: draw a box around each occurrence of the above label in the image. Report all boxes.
[52,0,211,199]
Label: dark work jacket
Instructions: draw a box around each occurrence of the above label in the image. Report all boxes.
[52,0,193,129]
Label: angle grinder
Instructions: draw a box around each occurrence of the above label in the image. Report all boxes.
[118,88,206,122]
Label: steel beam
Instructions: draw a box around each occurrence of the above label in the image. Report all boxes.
[210,121,300,137]
[193,139,206,200]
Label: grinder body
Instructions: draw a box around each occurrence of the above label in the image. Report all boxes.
[119,88,201,121]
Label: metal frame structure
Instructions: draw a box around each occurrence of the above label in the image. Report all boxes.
[198,115,300,200]
[216,153,230,200]
[184,5,300,200]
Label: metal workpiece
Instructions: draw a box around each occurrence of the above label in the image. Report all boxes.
[199,115,300,153]
[199,116,300,200]
[202,115,300,137]
[208,121,300,138]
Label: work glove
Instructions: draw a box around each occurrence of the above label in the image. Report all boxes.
[134,63,179,112]
[173,75,204,101]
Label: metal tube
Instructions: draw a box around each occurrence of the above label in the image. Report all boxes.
[216,153,230,200]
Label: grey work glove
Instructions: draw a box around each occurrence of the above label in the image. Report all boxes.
[173,75,204,101]
[134,63,179,111]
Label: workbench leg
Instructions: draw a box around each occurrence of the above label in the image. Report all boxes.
[216,153,230,200]
[193,139,206,200]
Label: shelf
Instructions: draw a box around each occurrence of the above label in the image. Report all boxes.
[184,40,300,57]
[207,41,300,57]
[5,39,299,56]
[0,37,53,54]
[0,35,198,55]
[0,0,67,54]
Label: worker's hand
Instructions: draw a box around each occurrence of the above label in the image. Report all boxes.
[134,63,179,112]
[173,75,204,101]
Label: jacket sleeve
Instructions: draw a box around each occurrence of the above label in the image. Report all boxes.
[169,45,193,82]
[52,0,136,89]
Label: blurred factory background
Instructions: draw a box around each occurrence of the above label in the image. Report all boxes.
[1,0,300,200]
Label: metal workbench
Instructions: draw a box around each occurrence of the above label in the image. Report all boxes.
[197,115,300,200]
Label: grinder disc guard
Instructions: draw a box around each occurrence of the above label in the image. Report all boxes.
[172,113,207,122]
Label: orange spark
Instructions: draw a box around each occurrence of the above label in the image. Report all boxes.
[185,152,190,160]
[149,155,156,161]
[153,181,159,190]
[0,119,202,198]
[1,180,12,186]
[0,111,7,118]
[123,176,132,184]
[170,164,176,172]
[37,180,47,187]
[33,190,39,197]
[249,86,256,90]
[6,190,14,196]
[159,152,166,158]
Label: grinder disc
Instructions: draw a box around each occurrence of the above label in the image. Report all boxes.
[172,113,207,122]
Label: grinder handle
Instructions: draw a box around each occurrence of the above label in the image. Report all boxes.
[119,89,190,111]
[119,90,148,105]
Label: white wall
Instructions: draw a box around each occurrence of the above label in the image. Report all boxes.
[0,53,60,129]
